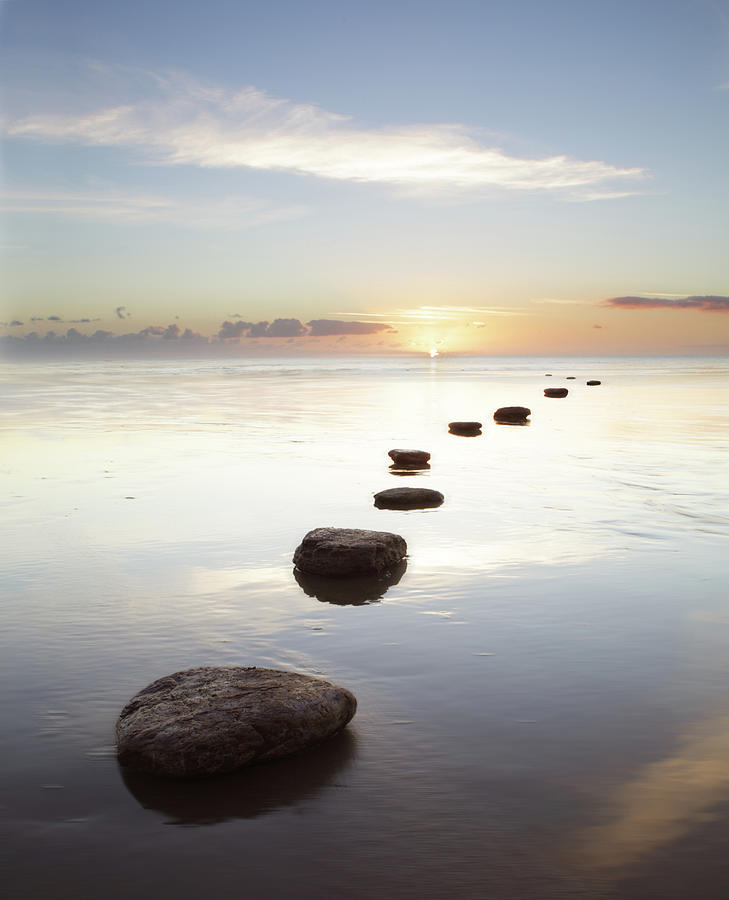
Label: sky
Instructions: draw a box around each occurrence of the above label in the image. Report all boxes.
[1,0,728,357]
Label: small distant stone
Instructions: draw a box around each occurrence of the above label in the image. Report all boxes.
[374,487,444,509]
[545,374,552,377]
[586,380,601,386]
[293,527,407,576]
[448,421,482,435]
[544,388,569,398]
[388,448,431,468]
[116,666,357,778]
[566,376,576,380]
[493,406,531,424]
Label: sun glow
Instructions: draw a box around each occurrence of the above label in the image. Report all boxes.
[429,347,439,358]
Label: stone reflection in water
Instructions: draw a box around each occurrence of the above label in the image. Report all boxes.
[389,463,431,476]
[294,559,407,606]
[120,728,356,826]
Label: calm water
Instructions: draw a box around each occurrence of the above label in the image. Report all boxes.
[2,355,728,899]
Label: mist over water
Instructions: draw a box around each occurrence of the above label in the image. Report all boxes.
[2,355,728,899]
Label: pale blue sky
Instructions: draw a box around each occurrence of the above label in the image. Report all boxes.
[2,0,728,354]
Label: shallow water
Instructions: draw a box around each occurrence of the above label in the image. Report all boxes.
[2,355,728,899]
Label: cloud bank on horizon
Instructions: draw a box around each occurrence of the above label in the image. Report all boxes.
[5,68,646,202]
[602,296,729,312]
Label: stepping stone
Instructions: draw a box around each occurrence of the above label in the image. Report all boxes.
[116,666,357,778]
[544,388,569,398]
[448,421,482,435]
[293,527,407,576]
[388,448,430,468]
[493,406,531,424]
[374,487,444,509]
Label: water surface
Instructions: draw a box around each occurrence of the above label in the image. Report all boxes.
[2,355,728,899]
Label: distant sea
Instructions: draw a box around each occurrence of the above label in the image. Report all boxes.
[2,355,728,900]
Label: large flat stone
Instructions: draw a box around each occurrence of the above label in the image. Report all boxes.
[116,666,357,778]
[293,527,407,576]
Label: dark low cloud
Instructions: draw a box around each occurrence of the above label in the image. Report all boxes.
[218,320,253,340]
[10,320,23,326]
[602,295,729,312]
[248,321,269,337]
[265,318,307,337]
[47,315,62,321]
[306,319,394,336]
[115,306,131,319]
[0,324,214,358]
[181,328,206,341]
[217,318,307,339]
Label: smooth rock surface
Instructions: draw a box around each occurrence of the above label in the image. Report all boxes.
[544,388,569,398]
[387,448,431,468]
[374,487,444,509]
[293,527,407,576]
[448,421,482,435]
[116,666,357,778]
[493,406,531,424]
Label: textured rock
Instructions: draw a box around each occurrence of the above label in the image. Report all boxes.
[388,448,431,468]
[493,406,531,424]
[374,487,444,509]
[116,666,357,778]
[293,527,407,576]
[544,388,569,398]
[586,380,601,386]
[448,421,482,435]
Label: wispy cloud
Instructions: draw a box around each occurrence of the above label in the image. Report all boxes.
[601,295,729,312]
[420,305,529,316]
[2,187,307,228]
[330,305,528,322]
[530,297,583,305]
[5,69,646,199]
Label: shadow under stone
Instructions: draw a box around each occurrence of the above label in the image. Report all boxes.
[120,727,357,825]
[294,560,407,606]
